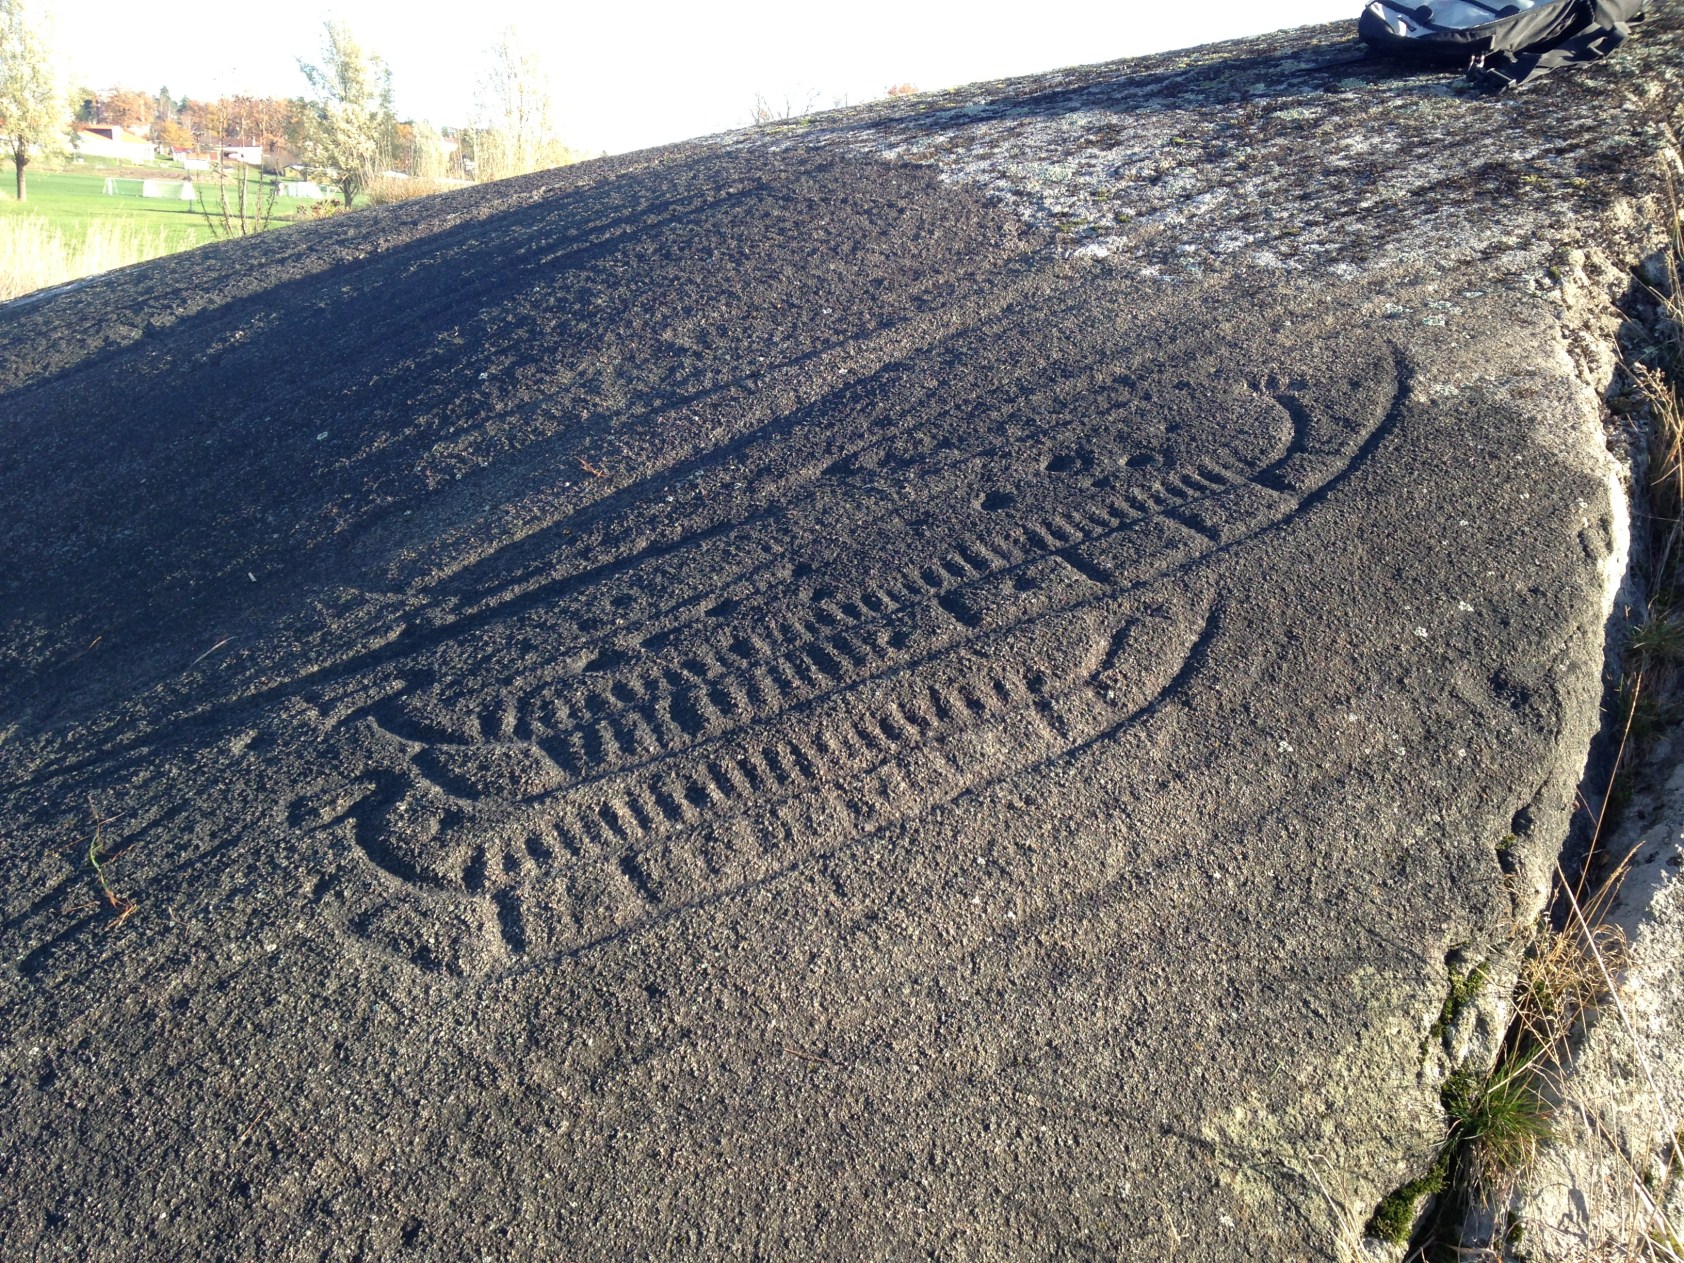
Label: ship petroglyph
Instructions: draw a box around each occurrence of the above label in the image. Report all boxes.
[303,352,1403,975]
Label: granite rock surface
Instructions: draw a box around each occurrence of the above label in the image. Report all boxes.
[2,10,1681,1260]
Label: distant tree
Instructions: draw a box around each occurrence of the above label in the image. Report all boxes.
[101,86,153,128]
[471,28,572,182]
[151,117,192,151]
[279,95,313,166]
[405,119,449,178]
[199,97,231,144]
[247,97,295,172]
[212,96,244,142]
[297,20,393,207]
[0,0,64,201]
[177,96,213,142]
[438,125,469,179]
[885,83,918,98]
[216,94,279,146]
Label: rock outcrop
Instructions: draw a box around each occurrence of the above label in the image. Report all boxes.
[2,10,1680,1259]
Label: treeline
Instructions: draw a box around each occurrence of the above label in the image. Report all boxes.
[79,21,577,194]
[75,89,314,169]
[2,1,577,206]
[77,87,487,184]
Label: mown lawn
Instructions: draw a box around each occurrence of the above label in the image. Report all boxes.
[0,163,316,251]
[0,161,329,298]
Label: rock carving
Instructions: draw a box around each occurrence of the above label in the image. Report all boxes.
[0,11,1678,1261]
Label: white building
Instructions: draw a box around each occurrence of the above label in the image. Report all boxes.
[74,124,155,163]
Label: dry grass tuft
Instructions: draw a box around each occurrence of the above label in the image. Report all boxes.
[1636,174,1684,581]
[1627,608,1684,666]
[364,176,467,205]
[291,199,347,221]
[1514,915,1629,1050]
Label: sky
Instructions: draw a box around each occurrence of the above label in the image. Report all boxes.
[57,1,1360,156]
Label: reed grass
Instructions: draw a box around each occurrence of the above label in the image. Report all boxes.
[364,176,469,206]
[0,215,194,301]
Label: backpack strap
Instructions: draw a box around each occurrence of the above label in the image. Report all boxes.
[1468,0,1644,89]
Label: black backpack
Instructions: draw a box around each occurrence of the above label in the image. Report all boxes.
[1357,0,1645,90]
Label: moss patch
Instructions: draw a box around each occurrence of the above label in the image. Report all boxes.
[1366,1157,1450,1245]
[1424,963,1488,1055]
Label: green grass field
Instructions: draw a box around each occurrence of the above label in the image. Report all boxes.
[1,164,317,249]
[0,162,321,298]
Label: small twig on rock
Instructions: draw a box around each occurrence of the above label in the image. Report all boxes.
[237,1103,271,1144]
[86,794,137,927]
[190,637,233,668]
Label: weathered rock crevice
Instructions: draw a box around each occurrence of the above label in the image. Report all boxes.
[1485,183,1684,1260]
[1356,250,1645,1258]
[1366,129,1684,1257]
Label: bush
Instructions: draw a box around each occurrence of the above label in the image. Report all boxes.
[292,199,348,221]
